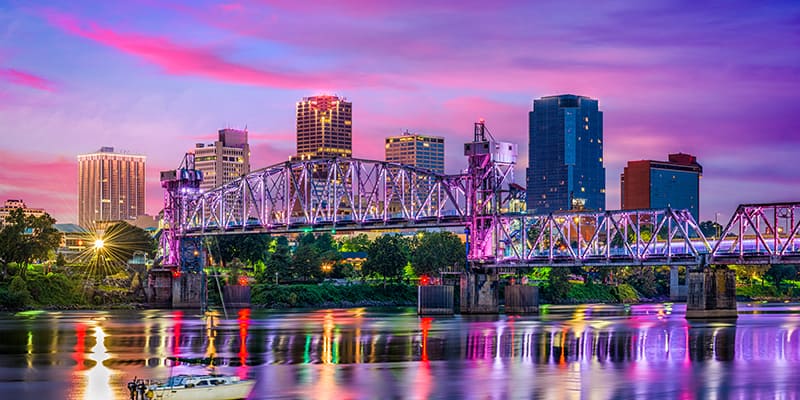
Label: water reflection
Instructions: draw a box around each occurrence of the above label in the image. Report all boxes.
[84,325,112,400]
[1,304,800,399]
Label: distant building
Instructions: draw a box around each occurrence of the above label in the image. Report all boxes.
[385,131,445,213]
[193,128,251,192]
[526,94,605,213]
[621,153,703,220]
[385,131,445,173]
[78,147,146,228]
[54,223,89,260]
[0,199,46,225]
[294,95,352,160]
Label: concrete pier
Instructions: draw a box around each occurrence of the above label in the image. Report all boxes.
[504,285,539,314]
[460,272,499,314]
[670,265,688,301]
[686,266,738,319]
[172,271,205,309]
[417,285,454,315]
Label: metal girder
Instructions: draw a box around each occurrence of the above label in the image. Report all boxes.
[712,202,800,264]
[177,158,468,234]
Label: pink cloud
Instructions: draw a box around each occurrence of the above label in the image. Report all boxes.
[0,68,57,92]
[0,151,76,223]
[38,9,391,90]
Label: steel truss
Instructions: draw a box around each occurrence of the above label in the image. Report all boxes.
[712,202,800,264]
[178,158,469,234]
[486,208,710,267]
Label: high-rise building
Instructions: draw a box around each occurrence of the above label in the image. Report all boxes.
[621,153,703,220]
[295,95,352,160]
[384,131,445,213]
[194,128,250,192]
[0,199,46,225]
[526,94,605,213]
[78,147,146,228]
[385,131,445,173]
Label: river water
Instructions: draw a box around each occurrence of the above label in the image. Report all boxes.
[1,303,799,399]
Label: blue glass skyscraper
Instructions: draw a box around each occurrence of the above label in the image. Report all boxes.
[526,94,605,213]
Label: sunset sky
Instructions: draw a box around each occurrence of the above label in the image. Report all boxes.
[1,0,799,224]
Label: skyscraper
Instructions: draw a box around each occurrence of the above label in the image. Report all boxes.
[526,94,605,213]
[78,147,146,228]
[193,128,251,192]
[385,131,445,213]
[385,131,445,173]
[621,153,702,220]
[295,95,352,160]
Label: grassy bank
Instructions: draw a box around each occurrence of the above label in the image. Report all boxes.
[251,283,417,308]
[542,282,642,304]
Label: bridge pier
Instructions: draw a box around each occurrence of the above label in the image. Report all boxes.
[417,285,455,315]
[171,271,205,309]
[670,266,688,301]
[686,266,737,319]
[504,284,539,314]
[460,271,499,314]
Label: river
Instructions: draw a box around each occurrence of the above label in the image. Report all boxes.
[0,303,799,399]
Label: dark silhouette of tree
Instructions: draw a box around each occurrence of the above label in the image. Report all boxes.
[411,231,464,276]
[363,234,407,282]
[260,236,291,283]
[290,241,321,282]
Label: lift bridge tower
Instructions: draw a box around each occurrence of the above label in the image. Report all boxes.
[460,120,519,313]
[148,153,205,308]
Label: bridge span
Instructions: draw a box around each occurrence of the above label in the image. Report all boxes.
[155,122,800,317]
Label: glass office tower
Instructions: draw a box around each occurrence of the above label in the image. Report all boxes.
[526,94,605,213]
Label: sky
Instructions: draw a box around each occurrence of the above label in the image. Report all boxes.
[1,0,799,225]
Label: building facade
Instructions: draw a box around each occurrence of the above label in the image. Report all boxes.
[621,153,703,220]
[295,95,352,160]
[385,131,445,173]
[0,199,46,225]
[78,147,146,228]
[527,94,605,213]
[193,128,251,192]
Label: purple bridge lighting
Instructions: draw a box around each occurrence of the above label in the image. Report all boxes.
[159,122,800,272]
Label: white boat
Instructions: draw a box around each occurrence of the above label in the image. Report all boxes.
[139,373,255,400]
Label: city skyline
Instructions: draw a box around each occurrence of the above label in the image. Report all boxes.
[1,1,799,224]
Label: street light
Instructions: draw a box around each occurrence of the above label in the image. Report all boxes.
[714,212,722,240]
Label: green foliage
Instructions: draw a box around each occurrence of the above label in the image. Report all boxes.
[611,284,640,303]
[251,283,416,308]
[5,276,31,307]
[25,272,83,306]
[736,284,779,299]
[567,283,618,303]
[0,208,62,278]
[541,267,570,302]
[765,265,798,287]
[259,236,291,283]
[338,234,370,252]
[363,234,408,282]
[410,231,464,276]
[290,242,321,281]
[208,234,271,267]
[628,267,659,298]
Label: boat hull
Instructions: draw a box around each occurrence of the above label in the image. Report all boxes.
[149,380,255,400]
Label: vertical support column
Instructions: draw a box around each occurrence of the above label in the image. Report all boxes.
[418,285,455,315]
[460,270,499,314]
[172,271,206,309]
[504,284,539,314]
[670,265,687,301]
[686,266,737,319]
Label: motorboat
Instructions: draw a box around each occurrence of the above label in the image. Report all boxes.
[127,373,255,400]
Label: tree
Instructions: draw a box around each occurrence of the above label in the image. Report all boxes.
[543,267,570,302]
[208,234,271,268]
[0,209,62,278]
[765,264,798,290]
[103,221,157,261]
[411,231,464,276]
[339,234,370,252]
[290,241,321,282]
[260,236,291,283]
[363,234,407,282]
[699,221,724,239]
